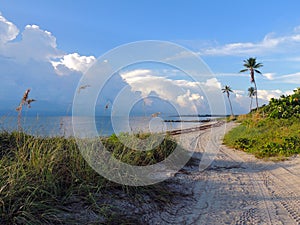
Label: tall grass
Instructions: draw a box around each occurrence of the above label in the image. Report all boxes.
[0,130,178,224]
[102,133,177,166]
[0,131,104,224]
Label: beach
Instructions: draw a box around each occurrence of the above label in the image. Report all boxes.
[64,121,300,224]
[1,120,299,224]
[143,122,300,224]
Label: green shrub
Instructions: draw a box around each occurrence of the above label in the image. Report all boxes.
[263,88,300,119]
[234,138,256,150]
[224,116,300,159]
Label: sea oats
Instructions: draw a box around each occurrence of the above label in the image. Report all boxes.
[16,89,36,130]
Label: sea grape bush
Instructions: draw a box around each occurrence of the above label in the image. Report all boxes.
[224,88,300,158]
[263,88,300,119]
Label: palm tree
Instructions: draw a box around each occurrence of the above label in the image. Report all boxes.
[248,87,256,112]
[240,57,263,111]
[222,85,234,116]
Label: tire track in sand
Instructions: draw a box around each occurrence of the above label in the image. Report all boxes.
[142,122,300,225]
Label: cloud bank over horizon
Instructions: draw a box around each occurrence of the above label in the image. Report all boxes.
[0,13,96,113]
[0,13,298,115]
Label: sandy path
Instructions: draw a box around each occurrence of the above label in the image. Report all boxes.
[60,122,300,224]
[142,122,300,225]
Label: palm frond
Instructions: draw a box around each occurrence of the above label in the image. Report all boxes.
[248,87,256,97]
[222,85,233,93]
[254,62,263,68]
[254,69,262,74]
[240,69,248,73]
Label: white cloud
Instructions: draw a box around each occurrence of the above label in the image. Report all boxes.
[234,90,246,98]
[222,88,293,114]
[203,78,221,89]
[0,14,95,75]
[275,72,300,84]
[263,73,275,80]
[177,90,202,107]
[1,24,62,62]
[24,25,58,59]
[257,89,292,100]
[120,69,217,113]
[234,88,291,103]
[121,69,150,80]
[119,69,229,114]
[164,51,195,61]
[199,26,300,56]
[51,53,96,75]
[0,14,19,43]
[256,71,300,84]
[228,90,252,112]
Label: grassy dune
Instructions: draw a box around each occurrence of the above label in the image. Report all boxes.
[0,131,177,224]
[224,115,300,159]
[224,88,300,159]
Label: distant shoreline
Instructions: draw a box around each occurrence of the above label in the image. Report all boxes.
[168,114,231,118]
[164,119,212,123]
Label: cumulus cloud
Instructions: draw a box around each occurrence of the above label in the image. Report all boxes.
[51,53,96,75]
[257,89,293,100]
[203,78,221,89]
[0,13,19,43]
[199,26,300,56]
[0,13,99,114]
[177,90,202,107]
[120,69,224,113]
[120,69,201,110]
[221,88,293,114]
[232,88,293,111]
[3,24,62,62]
[0,14,95,75]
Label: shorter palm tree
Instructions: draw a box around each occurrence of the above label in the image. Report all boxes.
[248,87,256,112]
[222,85,234,116]
[240,57,263,111]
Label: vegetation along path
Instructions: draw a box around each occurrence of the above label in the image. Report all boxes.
[140,122,300,224]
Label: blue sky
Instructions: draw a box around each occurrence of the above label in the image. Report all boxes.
[1,0,300,116]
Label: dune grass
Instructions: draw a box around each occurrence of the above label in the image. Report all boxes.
[102,133,177,166]
[224,114,300,159]
[0,131,178,224]
[224,88,300,159]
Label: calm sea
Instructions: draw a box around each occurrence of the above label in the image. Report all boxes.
[0,115,214,137]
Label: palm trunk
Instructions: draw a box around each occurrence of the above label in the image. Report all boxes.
[250,97,253,112]
[227,95,234,116]
[253,81,259,111]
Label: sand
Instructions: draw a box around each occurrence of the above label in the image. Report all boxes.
[61,121,300,224]
[141,122,300,224]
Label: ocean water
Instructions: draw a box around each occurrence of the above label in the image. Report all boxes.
[0,115,211,137]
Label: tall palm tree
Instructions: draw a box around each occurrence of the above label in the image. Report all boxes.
[248,87,256,112]
[240,57,263,111]
[222,85,234,116]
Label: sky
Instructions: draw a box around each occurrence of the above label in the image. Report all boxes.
[1,0,300,116]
